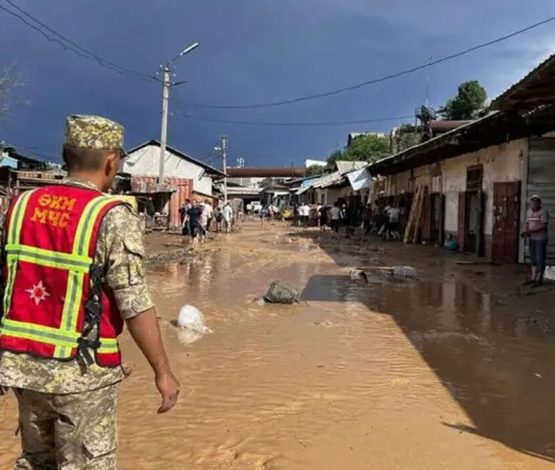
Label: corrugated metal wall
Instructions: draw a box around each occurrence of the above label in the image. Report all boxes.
[131,176,193,229]
[526,137,555,263]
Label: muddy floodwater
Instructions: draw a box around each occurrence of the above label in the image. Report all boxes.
[1,220,555,469]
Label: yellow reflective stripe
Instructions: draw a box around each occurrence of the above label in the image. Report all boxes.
[6,244,92,266]
[55,269,85,358]
[98,338,119,354]
[4,191,35,315]
[2,258,17,315]
[5,246,92,273]
[1,318,79,342]
[73,196,116,257]
[8,190,35,245]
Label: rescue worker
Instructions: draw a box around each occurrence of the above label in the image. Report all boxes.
[0,115,180,469]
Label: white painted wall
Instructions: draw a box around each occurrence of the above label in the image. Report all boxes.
[382,138,526,237]
[123,144,213,196]
[441,139,525,235]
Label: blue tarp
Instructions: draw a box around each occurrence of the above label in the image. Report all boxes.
[0,153,18,169]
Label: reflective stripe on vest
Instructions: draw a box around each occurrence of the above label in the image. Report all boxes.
[1,191,120,359]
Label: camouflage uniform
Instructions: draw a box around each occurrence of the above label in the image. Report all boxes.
[0,115,153,469]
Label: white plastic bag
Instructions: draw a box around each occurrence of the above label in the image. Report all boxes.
[177,305,213,334]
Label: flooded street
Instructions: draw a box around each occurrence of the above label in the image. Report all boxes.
[1,220,555,469]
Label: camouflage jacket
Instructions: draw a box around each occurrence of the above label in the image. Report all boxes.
[0,180,153,393]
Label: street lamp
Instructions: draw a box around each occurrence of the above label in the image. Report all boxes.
[158,42,199,187]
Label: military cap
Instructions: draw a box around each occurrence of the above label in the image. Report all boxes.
[65,114,125,152]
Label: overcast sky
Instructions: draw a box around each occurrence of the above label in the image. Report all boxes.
[0,0,554,167]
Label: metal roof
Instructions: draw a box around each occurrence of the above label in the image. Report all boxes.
[369,108,555,175]
[0,143,47,168]
[491,53,555,111]
[335,161,368,175]
[127,140,225,177]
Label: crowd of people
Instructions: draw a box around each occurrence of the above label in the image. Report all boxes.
[179,199,238,246]
[292,201,403,240]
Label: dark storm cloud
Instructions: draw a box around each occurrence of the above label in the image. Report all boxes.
[0,0,554,165]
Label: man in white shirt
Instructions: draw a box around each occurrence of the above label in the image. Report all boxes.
[386,205,401,240]
[299,203,310,228]
[201,200,214,232]
[329,202,341,232]
[222,202,233,234]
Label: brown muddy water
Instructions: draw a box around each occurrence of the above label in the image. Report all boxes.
[1,221,555,469]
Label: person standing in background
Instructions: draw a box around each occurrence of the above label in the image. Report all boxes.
[187,200,204,246]
[329,202,341,233]
[202,199,214,233]
[181,199,192,236]
[215,207,224,232]
[223,202,233,234]
[522,195,550,287]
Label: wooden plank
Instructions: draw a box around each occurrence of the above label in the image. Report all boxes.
[403,185,420,243]
[413,185,427,243]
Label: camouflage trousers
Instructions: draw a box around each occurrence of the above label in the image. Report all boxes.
[13,385,117,470]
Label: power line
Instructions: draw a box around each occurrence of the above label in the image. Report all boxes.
[0,1,158,83]
[184,15,555,110]
[175,113,414,127]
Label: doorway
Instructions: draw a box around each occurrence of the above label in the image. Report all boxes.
[458,191,484,256]
[430,193,445,244]
[458,165,485,256]
[423,192,445,245]
[492,182,520,263]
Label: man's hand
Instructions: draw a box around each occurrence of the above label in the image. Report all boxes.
[156,372,180,414]
[521,230,529,238]
[126,308,179,414]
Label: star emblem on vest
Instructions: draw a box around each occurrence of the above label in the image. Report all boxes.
[25,281,50,306]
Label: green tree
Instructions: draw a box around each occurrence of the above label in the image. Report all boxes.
[392,125,421,153]
[327,134,390,165]
[306,164,326,177]
[346,134,390,162]
[438,80,487,120]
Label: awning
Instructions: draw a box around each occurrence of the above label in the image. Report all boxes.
[346,168,373,191]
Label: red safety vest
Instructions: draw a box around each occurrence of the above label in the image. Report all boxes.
[0,185,126,367]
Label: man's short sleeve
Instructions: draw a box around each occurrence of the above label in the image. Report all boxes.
[97,204,153,320]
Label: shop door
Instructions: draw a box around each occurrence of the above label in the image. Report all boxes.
[492,182,520,263]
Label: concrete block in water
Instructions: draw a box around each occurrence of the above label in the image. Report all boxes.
[263,281,300,304]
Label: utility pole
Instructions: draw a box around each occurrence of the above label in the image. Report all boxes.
[158,66,171,187]
[221,135,228,204]
[157,42,199,187]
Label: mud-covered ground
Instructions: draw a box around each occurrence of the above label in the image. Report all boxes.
[1,219,554,469]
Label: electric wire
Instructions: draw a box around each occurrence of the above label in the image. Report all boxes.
[183,15,555,109]
[175,112,414,127]
[0,1,157,83]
